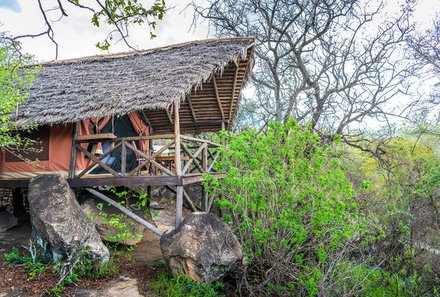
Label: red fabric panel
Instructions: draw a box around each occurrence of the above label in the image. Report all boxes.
[128,112,149,151]
[0,124,73,176]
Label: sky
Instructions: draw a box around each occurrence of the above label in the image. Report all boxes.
[0,0,438,129]
[0,0,210,61]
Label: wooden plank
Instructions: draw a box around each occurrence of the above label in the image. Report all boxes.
[69,122,79,179]
[124,142,174,176]
[68,176,183,187]
[77,133,117,141]
[182,173,225,185]
[85,188,163,237]
[212,76,225,120]
[182,143,207,174]
[0,179,30,188]
[77,142,122,178]
[76,144,121,177]
[180,135,220,147]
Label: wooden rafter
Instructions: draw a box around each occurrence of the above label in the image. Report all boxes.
[212,75,225,120]
[228,60,240,128]
[165,104,174,124]
[187,95,198,123]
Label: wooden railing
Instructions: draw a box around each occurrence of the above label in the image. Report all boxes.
[71,134,220,178]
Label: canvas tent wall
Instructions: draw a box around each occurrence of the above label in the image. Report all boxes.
[0,112,149,179]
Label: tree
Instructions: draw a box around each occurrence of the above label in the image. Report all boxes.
[192,0,424,147]
[0,34,39,151]
[10,0,167,58]
[407,15,440,123]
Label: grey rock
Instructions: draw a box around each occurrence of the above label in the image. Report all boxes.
[28,174,109,263]
[0,210,17,233]
[160,212,243,282]
[73,276,142,297]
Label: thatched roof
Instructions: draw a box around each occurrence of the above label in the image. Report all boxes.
[16,37,254,128]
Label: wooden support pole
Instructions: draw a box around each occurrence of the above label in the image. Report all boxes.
[68,122,79,179]
[202,185,209,212]
[85,188,163,237]
[174,101,183,226]
[121,140,127,175]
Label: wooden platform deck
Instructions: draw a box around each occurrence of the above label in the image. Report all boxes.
[0,173,224,188]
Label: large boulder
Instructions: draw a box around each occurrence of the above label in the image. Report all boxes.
[160,212,243,282]
[80,198,145,246]
[28,174,109,263]
[0,209,17,233]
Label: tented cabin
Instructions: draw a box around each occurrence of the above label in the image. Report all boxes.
[0,37,254,224]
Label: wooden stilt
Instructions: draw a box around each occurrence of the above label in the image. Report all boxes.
[68,122,79,179]
[202,185,209,212]
[174,101,183,226]
[175,186,183,226]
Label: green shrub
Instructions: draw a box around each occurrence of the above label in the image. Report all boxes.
[150,271,224,297]
[3,246,48,281]
[204,119,371,296]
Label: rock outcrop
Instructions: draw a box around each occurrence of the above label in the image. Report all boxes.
[0,209,17,233]
[28,174,109,263]
[160,212,243,282]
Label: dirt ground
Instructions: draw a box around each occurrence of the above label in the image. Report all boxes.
[0,196,190,297]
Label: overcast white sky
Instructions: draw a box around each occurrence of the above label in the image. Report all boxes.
[0,0,210,61]
[0,0,438,62]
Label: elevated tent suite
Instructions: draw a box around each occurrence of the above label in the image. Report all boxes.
[0,37,254,189]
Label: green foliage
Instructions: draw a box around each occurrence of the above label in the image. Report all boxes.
[3,246,48,281]
[0,34,39,149]
[204,119,369,296]
[329,260,431,297]
[150,271,224,297]
[90,186,150,242]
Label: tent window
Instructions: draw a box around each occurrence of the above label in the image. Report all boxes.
[5,126,50,162]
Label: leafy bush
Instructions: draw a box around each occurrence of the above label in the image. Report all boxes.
[150,271,224,297]
[204,119,370,296]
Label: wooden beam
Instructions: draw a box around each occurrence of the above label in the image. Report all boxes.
[68,176,183,187]
[77,142,122,178]
[76,144,121,177]
[85,188,163,237]
[166,105,174,125]
[0,179,30,188]
[165,185,200,212]
[228,60,240,129]
[187,95,198,123]
[212,76,225,120]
